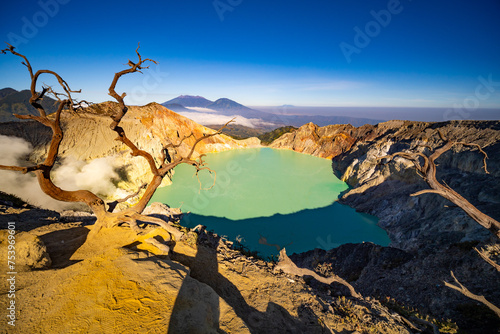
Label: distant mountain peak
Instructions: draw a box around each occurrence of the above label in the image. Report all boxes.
[0,88,18,100]
[179,95,204,98]
[162,95,213,108]
[208,98,251,112]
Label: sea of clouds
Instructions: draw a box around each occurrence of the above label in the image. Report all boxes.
[178,111,274,128]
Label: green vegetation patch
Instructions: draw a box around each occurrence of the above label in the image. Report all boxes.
[258,126,297,145]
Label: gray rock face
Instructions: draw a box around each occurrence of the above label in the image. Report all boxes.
[331,120,500,250]
[271,120,500,249]
[285,120,500,332]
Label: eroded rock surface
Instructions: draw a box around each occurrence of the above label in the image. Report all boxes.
[279,120,500,332]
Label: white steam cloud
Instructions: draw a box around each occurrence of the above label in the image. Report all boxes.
[53,156,125,197]
[178,111,274,128]
[0,135,127,211]
[0,135,32,166]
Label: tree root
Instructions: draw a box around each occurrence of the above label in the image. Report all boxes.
[130,213,184,241]
[143,237,171,255]
[86,212,184,255]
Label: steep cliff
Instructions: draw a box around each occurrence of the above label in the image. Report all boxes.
[271,120,500,248]
[274,120,500,332]
[0,102,260,193]
[269,121,369,159]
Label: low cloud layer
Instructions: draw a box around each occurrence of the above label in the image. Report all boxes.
[0,135,127,211]
[178,111,273,128]
[185,107,219,113]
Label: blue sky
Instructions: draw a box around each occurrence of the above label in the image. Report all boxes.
[1,0,500,110]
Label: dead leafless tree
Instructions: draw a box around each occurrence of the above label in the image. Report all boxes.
[379,129,500,238]
[0,44,230,248]
[378,129,500,317]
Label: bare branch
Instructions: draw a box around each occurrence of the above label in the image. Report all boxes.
[195,167,217,192]
[377,130,500,238]
[2,45,218,254]
[378,151,429,175]
[2,44,108,218]
[410,189,445,197]
[455,141,489,174]
[107,183,148,213]
[2,43,34,78]
[185,118,235,160]
[474,247,500,272]
[0,165,41,174]
[274,248,361,298]
[437,129,448,142]
[164,131,194,150]
[107,45,160,179]
[444,271,500,318]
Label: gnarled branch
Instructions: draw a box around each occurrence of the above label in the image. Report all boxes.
[378,131,500,238]
[474,247,500,272]
[444,271,500,318]
[274,248,361,298]
[1,44,108,218]
[1,44,233,254]
[107,183,148,213]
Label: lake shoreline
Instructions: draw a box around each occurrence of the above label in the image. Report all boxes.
[150,147,390,258]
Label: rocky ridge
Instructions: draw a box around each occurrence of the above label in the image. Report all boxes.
[272,120,500,332]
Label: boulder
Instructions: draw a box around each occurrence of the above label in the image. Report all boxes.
[0,230,51,270]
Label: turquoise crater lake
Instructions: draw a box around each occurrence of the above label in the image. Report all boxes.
[150,147,390,257]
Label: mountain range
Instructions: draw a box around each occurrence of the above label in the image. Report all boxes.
[0,88,59,122]
[163,96,262,118]
[0,88,383,129]
[162,95,383,128]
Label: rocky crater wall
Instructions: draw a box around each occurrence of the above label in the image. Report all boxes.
[275,120,500,331]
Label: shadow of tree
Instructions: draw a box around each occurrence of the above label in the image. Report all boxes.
[39,227,88,268]
[168,234,330,333]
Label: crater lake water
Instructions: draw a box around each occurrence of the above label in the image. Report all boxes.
[150,147,390,258]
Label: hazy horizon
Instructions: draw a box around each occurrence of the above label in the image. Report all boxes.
[1,1,500,111]
[251,106,500,122]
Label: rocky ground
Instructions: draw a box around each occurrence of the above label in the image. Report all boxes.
[0,201,421,334]
[273,120,500,333]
